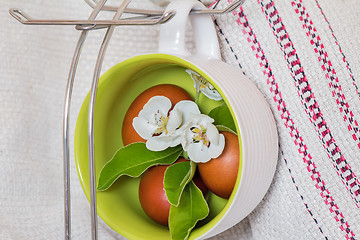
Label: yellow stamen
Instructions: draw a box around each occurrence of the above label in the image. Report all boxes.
[153,114,169,136]
[190,125,210,147]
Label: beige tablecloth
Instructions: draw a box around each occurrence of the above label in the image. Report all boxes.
[1,0,359,239]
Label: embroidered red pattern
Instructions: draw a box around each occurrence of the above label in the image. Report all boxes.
[258,0,356,237]
[292,0,360,149]
[221,0,357,238]
[314,0,360,100]
[260,0,360,208]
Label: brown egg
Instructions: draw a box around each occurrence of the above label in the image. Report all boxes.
[139,164,170,226]
[138,158,208,226]
[122,84,192,146]
[198,132,239,199]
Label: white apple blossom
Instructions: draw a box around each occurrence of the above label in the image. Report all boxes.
[181,114,225,163]
[132,96,201,151]
[132,95,225,161]
[132,96,183,151]
[185,69,222,101]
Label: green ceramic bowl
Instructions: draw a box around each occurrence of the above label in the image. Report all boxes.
[74,54,241,239]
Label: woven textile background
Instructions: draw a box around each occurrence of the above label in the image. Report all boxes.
[1,0,359,239]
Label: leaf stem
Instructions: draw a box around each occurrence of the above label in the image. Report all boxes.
[195,90,201,105]
[189,161,197,181]
[181,151,189,160]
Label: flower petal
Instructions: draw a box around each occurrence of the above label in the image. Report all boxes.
[206,123,219,145]
[146,137,172,151]
[186,69,201,92]
[187,142,212,163]
[169,134,182,147]
[132,117,157,140]
[181,124,194,151]
[208,133,225,159]
[138,96,171,121]
[201,85,222,101]
[196,114,214,126]
[173,100,201,124]
[167,108,182,133]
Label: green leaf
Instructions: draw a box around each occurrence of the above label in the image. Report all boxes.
[97,143,183,191]
[164,161,196,206]
[169,181,209,240]
[216,125,237,135]
[208,105,237,133]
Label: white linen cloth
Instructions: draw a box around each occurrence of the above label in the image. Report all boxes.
[1,0,359,239]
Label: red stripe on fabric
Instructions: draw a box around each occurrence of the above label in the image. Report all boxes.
[257,0,357,237]
[291,0,360,148]
[208,0,220,8]
[260,0,360,209]
[227,0,356,238]
[314,0,360,99]
[314,0,360,101]
[219,1,329,238]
